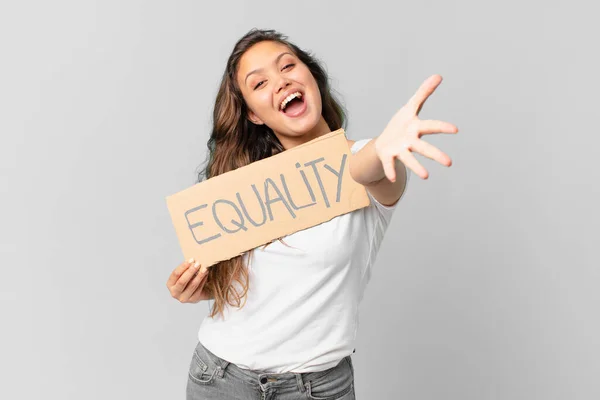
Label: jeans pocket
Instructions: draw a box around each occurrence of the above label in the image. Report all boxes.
[345,356,354,380]
[306,357,354,400]
[187,347,218,386]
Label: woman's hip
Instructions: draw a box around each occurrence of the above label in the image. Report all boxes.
[186,341,355,400]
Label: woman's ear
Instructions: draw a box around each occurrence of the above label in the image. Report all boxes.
[247,109,264,125]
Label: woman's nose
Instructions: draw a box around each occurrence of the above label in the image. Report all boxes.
[276,78,292,93]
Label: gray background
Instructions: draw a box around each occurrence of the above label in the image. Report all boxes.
[1,1,598,399]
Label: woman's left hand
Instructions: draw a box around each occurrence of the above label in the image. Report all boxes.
[374,74,459,181]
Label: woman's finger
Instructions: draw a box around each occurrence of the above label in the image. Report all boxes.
[407,75,443,115]
[397,147,429,179]
[409,139,452,167]
[416,119,459,136]
[171,261,200,296]
[187,270,212,303]
[166,258,194,288]
[381,156,398,182]
[180,265,209,303]
[197,272,212,299]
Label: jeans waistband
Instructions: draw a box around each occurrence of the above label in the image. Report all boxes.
[195,341,354,393]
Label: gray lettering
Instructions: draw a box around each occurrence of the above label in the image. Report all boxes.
[236,185,267,227]
[184,204,221,245]
[212,199,247,233]
[304,157,330,208]
[323,153,347,203]
[280,173,316,210]
[296,162,317,204]
[264,178,297,221]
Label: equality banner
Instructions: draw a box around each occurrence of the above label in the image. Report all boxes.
[166,128,370,267]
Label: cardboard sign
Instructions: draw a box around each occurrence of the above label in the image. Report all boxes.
[166,128,370,268]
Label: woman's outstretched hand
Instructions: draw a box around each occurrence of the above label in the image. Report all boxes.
[167,259,212,303]
[375,74,459,181]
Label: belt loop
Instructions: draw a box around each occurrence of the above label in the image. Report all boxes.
[217,360,230,378]
[296,373,306,393]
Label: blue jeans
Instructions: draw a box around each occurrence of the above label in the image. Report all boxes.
[186,341,356,399]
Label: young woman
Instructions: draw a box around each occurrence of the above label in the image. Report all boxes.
[166,29,458,400]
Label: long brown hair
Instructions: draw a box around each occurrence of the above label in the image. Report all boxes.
[197,28,347,318]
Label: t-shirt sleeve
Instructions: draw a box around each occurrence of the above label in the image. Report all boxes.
[350,138,411,224]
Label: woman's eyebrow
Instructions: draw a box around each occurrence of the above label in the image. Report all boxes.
[244,52,294,85]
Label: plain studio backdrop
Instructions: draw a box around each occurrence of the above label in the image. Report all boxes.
[1,1,598,399]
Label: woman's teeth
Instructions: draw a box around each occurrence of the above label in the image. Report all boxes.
[280,92,302,111]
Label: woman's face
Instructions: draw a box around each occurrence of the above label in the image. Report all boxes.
[236,41,327,148]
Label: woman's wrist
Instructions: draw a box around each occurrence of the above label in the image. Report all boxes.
[349,137,387,186]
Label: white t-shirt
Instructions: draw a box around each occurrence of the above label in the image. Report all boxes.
[197,138,410,373]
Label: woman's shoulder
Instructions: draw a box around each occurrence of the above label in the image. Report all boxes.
[347,138,374,155]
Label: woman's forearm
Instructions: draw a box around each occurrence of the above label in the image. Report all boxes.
[349,138,388,186]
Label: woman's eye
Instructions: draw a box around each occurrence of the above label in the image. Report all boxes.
[254,80,265,90]
[282,63,295,70]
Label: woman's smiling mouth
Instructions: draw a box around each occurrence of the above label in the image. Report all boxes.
[280,92,307,117]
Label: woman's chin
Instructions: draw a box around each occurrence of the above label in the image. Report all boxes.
[282,111,322,134]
